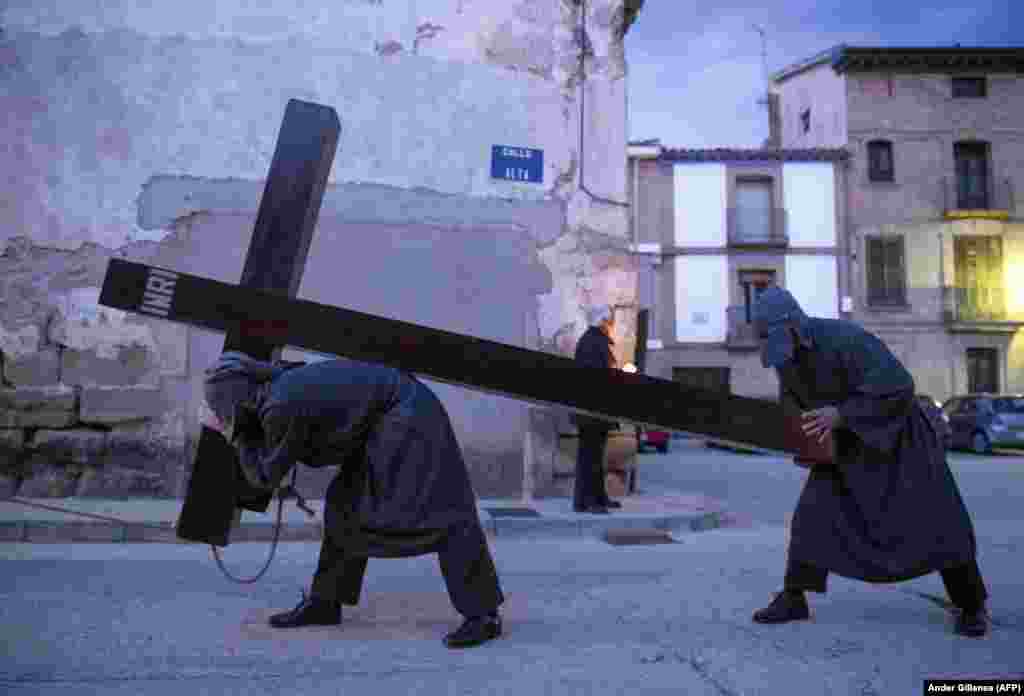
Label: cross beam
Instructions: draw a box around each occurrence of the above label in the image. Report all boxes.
[99,259,791,464]
[171,99,340,546]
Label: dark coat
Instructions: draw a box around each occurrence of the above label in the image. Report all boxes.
[571,326,618,431]
[234,358,480,558]
[779,318,978,582]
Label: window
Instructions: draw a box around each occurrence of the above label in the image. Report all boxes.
[966,348,999,394]
[733,178,775,243]
[866,236,906,306]
[954,141,990,209]
[952,77,987,99]
[799,108,811,134]
[954,235,1004,320]
[867,140,894,182]
[739,270,776,323]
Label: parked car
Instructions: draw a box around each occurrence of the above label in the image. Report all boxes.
[636,426,670,454]
[941,394,1024,454]
[916,394,952,450]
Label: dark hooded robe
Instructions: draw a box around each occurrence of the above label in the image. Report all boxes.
[779,317,978,582]
[224,357,482,558]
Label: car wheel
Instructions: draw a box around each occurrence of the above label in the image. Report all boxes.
[971,430,992,455]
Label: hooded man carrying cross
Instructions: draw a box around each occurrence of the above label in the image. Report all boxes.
[201,352,504,648]
[750,287,990,637]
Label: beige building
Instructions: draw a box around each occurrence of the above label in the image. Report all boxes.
[626,143,849,400]
[769,45,1024,402]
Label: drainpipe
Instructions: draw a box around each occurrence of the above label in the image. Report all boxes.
[575,0,630,209]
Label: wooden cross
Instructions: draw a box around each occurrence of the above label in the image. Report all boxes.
[99,101,791,547]
[149,99,339,546]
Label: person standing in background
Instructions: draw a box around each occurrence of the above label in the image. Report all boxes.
[571,305,621,514]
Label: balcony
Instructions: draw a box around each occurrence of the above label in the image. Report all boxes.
[941,286,1024,333]
[725,305,759,349]
[942,176,1014,221]
[726,207,788,247]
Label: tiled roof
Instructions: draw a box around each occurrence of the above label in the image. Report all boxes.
[658,148,849,163]
[772,44,1024,82]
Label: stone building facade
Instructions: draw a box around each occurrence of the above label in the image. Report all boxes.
[624,144,850,401]
[0,0,644,500]
[770,45,1024,402]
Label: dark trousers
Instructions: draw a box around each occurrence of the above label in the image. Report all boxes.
[574,426,610,508]
[309,520,504,619]
[784,558,989,612]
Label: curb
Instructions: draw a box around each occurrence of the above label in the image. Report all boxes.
[0,511,723,544]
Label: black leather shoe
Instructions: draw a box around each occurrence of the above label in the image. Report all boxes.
[443,612,502,648]
[601,499,623,509]
[954,607,989,637]
[268,591,341,628]
[573,504,610,514]
[753,591,810,624]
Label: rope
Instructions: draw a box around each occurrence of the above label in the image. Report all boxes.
[4,468,315,586]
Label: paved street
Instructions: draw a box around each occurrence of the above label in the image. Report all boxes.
[2,442,1022,695]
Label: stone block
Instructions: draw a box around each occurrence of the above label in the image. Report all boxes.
[0,385,78,428]
[79,385,165,425]
[74,466,166,498]
[0,385,77,411]
[0,409,78,429]
[0,429,26,472]
[4,347,61,386]
[104,424,161,473]
[60,345,158,387]
[17,464,82,497]
[30,428,109,465]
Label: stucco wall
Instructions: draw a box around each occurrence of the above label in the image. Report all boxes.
[0,0,640,499]
[672,164,727,247]
[774,63,848,149]
[672,255,729,343]
[782,162,837,247]
[784,255,839,318]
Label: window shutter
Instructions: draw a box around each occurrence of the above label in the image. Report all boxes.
[866,238,884,303]
[888,238,906,303]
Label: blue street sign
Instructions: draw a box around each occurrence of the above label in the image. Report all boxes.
[490,145,543,184]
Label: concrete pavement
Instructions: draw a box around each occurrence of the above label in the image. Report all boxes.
[2,525,1021,695]
[0,490,727,544]
[2,442,1023,694]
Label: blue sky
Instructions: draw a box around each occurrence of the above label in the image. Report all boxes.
[624,0,1022,148]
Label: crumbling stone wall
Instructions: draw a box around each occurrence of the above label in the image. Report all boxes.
[1,0,641,499]
[0,384,180,498]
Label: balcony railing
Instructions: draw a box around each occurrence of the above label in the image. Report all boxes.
[942,176,1014,219]
[940,285,1024,324]
[725,305,759,349]
[726,207,788,247]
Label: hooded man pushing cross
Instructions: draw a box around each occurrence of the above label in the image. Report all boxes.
[200,351,505,648]
[750,287,990,638]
